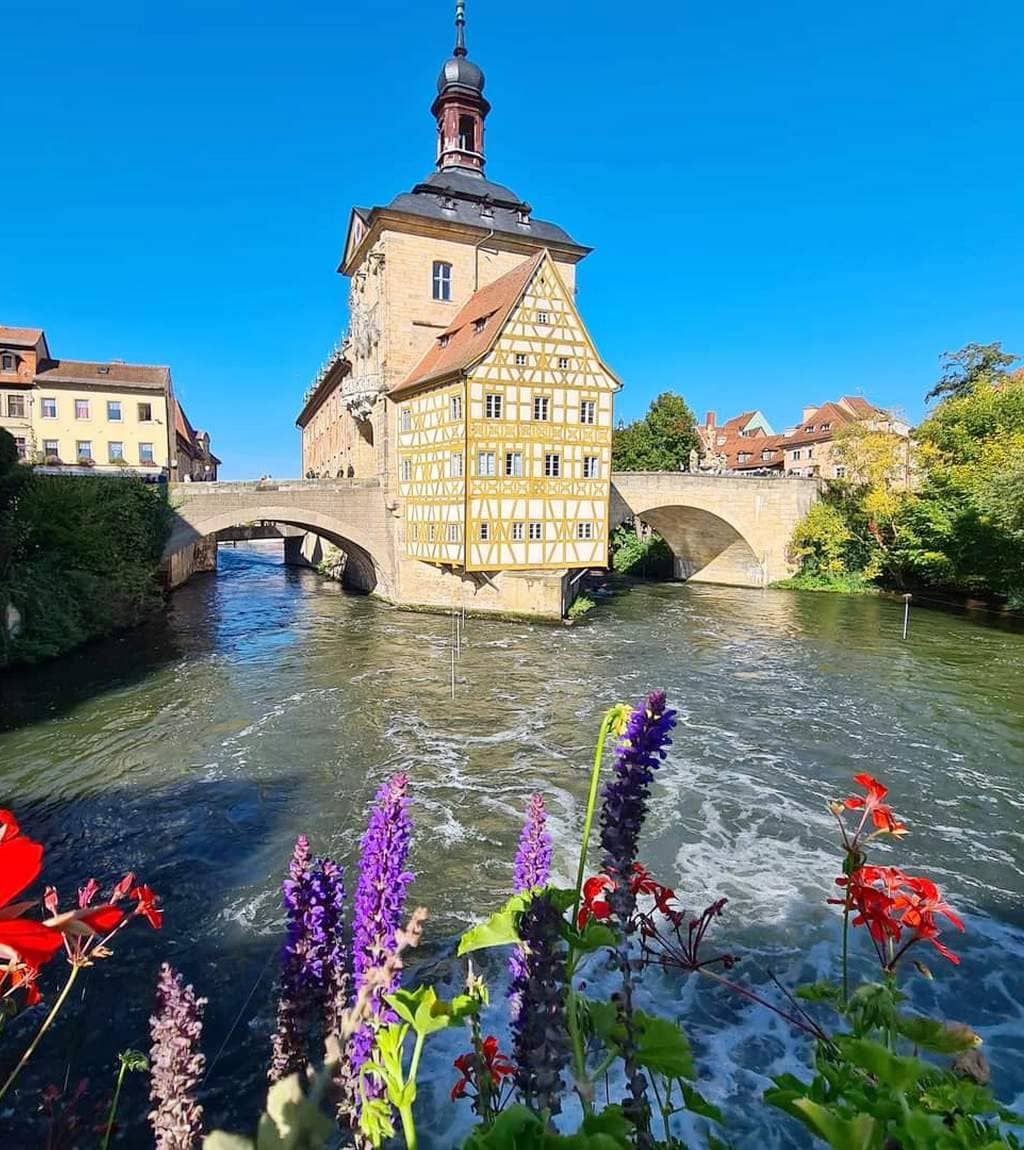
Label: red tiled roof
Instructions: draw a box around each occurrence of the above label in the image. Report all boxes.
[0,326,44,348]
[396,253,544,394]
[173,398,197,449]
[34,359,170,390]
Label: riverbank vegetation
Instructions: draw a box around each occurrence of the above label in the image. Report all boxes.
[609,522,674,578]
[0,429,172,667]
[3,691,1018,1148]
[785,343,1024,608]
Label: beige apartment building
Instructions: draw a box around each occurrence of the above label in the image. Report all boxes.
[0,325,217,480]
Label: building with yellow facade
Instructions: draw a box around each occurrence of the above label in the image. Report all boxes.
[297,1,619,613]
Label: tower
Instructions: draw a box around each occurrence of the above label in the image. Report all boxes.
[431,0,490,174]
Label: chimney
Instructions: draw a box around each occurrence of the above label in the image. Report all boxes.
[704,411,716,429]
[801,405,817,423]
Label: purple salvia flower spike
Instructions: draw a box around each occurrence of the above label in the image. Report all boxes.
[149,963,206,1150]
[509,793,552,1021]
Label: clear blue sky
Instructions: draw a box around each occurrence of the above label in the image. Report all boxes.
[4,1,1022,479]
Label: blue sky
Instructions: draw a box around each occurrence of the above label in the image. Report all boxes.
[3,1,1022,479]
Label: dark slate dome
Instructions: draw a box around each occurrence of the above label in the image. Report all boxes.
[437,54,485,94]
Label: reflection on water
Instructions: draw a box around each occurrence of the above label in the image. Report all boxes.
[1,544,1023,1147]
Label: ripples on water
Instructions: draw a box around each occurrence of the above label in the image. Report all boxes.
[1,543,1023,1147]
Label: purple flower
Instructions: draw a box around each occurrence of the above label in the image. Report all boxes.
[149,963,206,1150]
[509,794,552,1020]
[349,774,414,1074]
[509,891,569,1117]
[269,836,346,1081]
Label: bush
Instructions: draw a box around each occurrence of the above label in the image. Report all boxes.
[610,522,674,578]
[566,593,596,619]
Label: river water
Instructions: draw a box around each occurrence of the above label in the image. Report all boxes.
[1,543,1023,1147]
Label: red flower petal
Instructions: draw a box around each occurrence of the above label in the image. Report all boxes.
[0,810,20,844]
[0,919,64,968]
[0,836,44,909]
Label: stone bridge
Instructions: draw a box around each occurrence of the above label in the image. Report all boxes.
[163,472,818,601]
[610,472,819,587]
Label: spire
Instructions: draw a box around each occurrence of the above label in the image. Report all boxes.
[454,0,467,57]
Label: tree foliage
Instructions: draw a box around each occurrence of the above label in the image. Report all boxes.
[925,341,1019,402]
[0,429,172,666]
[612,392,700,472]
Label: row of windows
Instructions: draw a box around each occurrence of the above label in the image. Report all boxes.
[399,394,596,431]
[1,395,155,422]
[38,439,157,463]
[400,452,601,481]
[411,521,595,543]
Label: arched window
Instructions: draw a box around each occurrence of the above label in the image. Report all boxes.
[458,114,476,153]
[432,261,452,301]
[0,351,16,374]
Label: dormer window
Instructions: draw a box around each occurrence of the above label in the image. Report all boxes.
[0,351,15,373]
[473,318,486,334]
[820,421,831,430]
[432,261,452,301]
[439,333,451,348]
[516,207,531,225]
[98,365,111,375]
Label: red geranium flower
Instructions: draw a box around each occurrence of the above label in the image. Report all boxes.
[577,875,614,929]
[0,810,64,1000]
[896,875,965,965]
[843,774,905,835]
[630,863,679,917]
[130,884,163,930]
[450,1036,515,1102]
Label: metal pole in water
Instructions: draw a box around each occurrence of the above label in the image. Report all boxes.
[450,644,456,698]
[902,593,912,640]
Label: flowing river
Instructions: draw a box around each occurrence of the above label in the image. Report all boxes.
[1,543,1023,1147]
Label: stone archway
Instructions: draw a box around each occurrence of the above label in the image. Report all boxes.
[635,504,766,587]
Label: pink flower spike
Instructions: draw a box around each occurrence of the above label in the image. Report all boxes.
[111,872,135,903]
[77,878,100,908]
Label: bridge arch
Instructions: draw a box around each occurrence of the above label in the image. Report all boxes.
[627,503,766,587]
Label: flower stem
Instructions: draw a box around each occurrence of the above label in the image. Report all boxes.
[0,963,80,1104]
[841,902,850,1004]
[573,708,617,925]
[100,1059,129,1150]
[565,987,593,1115]
[398,1030,426,1150]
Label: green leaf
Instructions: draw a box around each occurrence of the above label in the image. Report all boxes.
[385,985,479,1036]
[836,1036,932,1092]
[579,1106,631,1143]
[253,1072,335,1150]
[632,1011,695,1079]
[681,1083,723,1123]
[566,919,618,953]
[795,981,843,1008]
[582,999,623,1045]
[118,1048,149,1073]
[458,893,533,956]
[896,1015,980,1055]
[461,1104,544,1149]
[791,1099,876,1150]
[203,1136,254,1150]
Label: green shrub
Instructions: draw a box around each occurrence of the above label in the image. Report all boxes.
[566,593,596,619]
[610,522,674,578]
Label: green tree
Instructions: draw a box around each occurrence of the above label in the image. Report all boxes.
[925,341,1018,402]
[611,392,700,472]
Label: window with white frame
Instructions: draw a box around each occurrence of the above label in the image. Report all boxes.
[41,397,57,419]
[449,393,462,420]
[76,440,92,460]
[484,393,503,419]
[108,441,124,462]
[477,451,496,477]
[479,522,491,541]
[75,398,90,420]
[400,407,412,432]
[515,353,527,367]
[835,465,846,478]
[107,400,122,421]
[43,439,59,457]
[582,455,599,478]
[544,453,560,477]
[139,442,154,463]
[7,394,25,419]
[401,458,412,482]
[450,452,463,477]
[432,261,452,301]
[511,521,525,542]
[577,522,593,540]
[446,523,460,543]
[580,399,596,424]
[528,521,543,541]
[533,395,549,421]
[558,356,570,369]
[761,450,773,461]
[792,450,802,461]
[505,451,523,477]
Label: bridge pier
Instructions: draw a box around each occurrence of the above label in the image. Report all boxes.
[163,532,218,589]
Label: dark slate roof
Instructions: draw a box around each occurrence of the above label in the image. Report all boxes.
[380,168,587,251]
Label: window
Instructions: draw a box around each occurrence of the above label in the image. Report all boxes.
[761,450,773,461]
[400,407,412,432]
[477,451,496,477]
[76,440,92,460]
[582,455,599,478]
[737,452,751,464]
[428,525,436,543]
[107,400,122,421]
[820,422,831,431]
[792,450,802,461]
[558,356,569,370]
[577,522,594,540]
[43,439,59,457]
[6,394,25,419]
[528,521,543,541]
[484,393,503,419]
[137,402,152,422]
[450,452,464,477]
[13,437,26,459]
[544,453,561,477]
[432,261,452,301]
[401,458,412,482]
[438,334,451,348]
[505,451,523,477]
[458,114,476,153]
[473,318,487,334]
[41,397,57,419]
[410,525,419,542]
[511,521,525,542]
[75,398,90,420]
[807,447,814,459]
[834,466,846,479]
[108,441,124,462]
[479,522,491,541]
[533,395,549,421]
[580,400,596,425]
[449,394,462,420]
[446,523,460,543]
[0,352,15,373]
[515,353,527,367]
[139,442,154,463]
[537,310,549,324]
[716,435,726,446]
